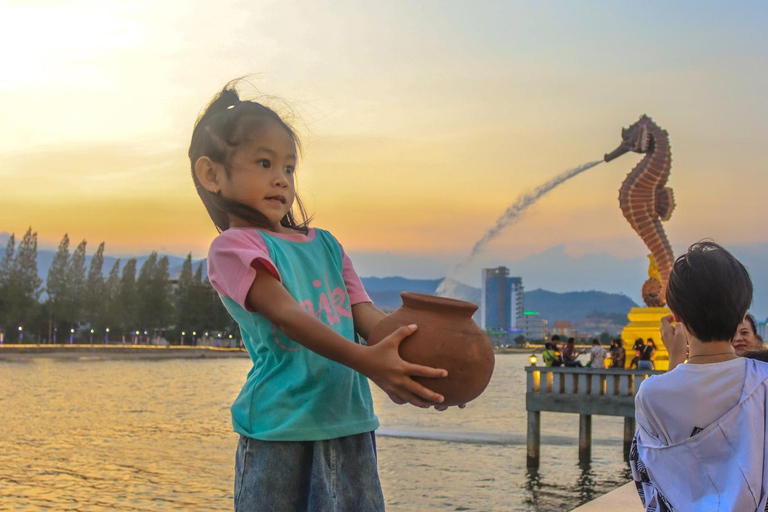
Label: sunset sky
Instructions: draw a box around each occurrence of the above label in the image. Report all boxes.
[2,0,767,289]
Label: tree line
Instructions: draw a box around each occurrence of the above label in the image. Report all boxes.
[0,228,237,343]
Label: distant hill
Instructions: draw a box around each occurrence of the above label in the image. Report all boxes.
[361,277,638,331]
[3,238,641,330]
[524,289,637,323]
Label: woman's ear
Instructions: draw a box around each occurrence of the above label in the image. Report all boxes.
[194,156,222,193]
[671,312,683,323]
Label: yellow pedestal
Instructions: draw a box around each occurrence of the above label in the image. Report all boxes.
[621,307,671,371]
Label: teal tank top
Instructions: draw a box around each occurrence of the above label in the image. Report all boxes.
[220,229,379,441]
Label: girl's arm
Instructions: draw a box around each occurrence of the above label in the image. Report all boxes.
[247,261,447,407]
[351,301,387,341]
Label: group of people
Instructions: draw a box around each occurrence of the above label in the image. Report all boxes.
[540,318,763,374]
[540,335,636,369]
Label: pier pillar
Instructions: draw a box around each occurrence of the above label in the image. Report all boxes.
[624,417,636,460]
[527,411,541,467]
[579,414,592,463]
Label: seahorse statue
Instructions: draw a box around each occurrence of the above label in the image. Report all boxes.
[605,115,675,306]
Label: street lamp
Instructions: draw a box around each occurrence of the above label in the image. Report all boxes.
[18,326,23,343]
[105,328,110,344]
[90,328,94,344]
[70,328,75,344]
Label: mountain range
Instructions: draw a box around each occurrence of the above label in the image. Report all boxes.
[3,232,766,327]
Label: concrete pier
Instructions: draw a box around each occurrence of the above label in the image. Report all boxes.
[570,483,643,511]
[526,366,663,467]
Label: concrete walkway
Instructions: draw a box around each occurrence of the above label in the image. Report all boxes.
[572,482,643,511]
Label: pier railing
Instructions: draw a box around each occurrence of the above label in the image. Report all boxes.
[525,366,663,467]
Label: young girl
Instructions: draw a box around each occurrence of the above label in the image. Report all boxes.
[189,82,449,511]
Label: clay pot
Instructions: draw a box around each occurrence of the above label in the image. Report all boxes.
[367,292,495,406]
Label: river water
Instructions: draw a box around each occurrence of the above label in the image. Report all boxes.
[0,354,632,511]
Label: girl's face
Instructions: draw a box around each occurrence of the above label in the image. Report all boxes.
[732,318,762,356]
[221,119,297,231]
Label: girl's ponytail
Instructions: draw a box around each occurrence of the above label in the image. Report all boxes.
[197,87,240,125]
[189,81,311,233]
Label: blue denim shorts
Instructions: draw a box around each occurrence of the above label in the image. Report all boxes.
[637,360,654,370]
[234,432,385,512]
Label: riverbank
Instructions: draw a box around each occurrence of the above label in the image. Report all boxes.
[0,344,249,361]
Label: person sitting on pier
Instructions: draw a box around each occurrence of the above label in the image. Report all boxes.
[630,241,768,512]
[589,339,607,369]
[541,342,561,367]
[629,338,644,368]
[610,339,626,369]
[637,338,656,370]
[561,338,583,367]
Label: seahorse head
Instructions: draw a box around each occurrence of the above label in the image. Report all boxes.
[604,115,652,162]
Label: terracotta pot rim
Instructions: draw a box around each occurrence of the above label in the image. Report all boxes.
[400,292,478,316]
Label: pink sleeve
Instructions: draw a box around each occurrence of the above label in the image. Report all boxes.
[340,245,371,305]
[207,230,281,311]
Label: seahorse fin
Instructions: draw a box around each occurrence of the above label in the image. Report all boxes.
[655,187,675,221]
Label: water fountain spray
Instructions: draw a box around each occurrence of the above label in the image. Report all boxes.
[437,160,603,298]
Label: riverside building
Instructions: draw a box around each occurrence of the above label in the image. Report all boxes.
[480,267,524,336]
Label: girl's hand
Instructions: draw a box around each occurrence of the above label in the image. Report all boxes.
[362,324,448,408]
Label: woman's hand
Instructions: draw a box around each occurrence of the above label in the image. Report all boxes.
[360,324,448,408]
[660,314,687,371]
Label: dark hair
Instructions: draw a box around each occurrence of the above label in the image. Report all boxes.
[545,342,553,350]
[189,80,311,232]
[743,313,764,343]
[743,350,768,363]
[592,338,600,345]
[567,337,575,344]
[666,241,753,342]
[551,335,560,342]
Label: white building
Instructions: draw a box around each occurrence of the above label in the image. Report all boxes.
[509,277,524,331]
[523,312,547,341]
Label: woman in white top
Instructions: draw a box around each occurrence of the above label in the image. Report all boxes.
[589,339,607,369]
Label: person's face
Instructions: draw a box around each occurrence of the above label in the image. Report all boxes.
[732,318,762,356]
[221,119,297,231]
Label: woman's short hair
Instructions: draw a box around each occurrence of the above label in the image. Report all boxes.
[666,241,753,342]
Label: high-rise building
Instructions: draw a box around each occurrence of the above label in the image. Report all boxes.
[480,266,524,332]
